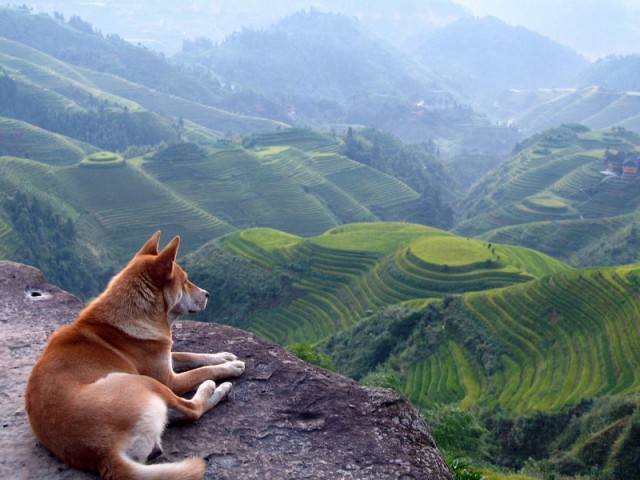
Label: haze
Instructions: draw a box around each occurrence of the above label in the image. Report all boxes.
[22,0,640,59]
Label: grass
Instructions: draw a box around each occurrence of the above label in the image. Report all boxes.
[81,68,287,135]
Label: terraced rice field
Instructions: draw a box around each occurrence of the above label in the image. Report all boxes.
[405,341,483,408]
[0,117,91,165]
[81,69,284,134]
[449,265,640,412]
[56,163,232,256]
[215,223,567,345]
[141,138,421,236]
[252,128,341,151]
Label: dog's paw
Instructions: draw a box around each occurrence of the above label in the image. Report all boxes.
[200,379,217,396]
[209,352,238,364]
[203,382,233,411]
[224,360,245,378]
[216,382,233,398]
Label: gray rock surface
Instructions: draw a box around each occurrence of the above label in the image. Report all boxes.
[0,260,452,479]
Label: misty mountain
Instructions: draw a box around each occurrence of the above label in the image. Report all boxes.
[176,11,449,107]
[406,16,588,110]
[0,7,291,126]
[175,10,517,154]
[579,54,640,91]
[21,0,469,54]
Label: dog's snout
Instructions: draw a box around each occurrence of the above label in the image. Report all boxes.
[204,291,209,299]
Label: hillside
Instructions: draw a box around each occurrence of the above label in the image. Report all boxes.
[495,86,640,135]
[324,261,640,411]
[323,262,640,477]
[0,8,460,297]
[0,7,285,135]
[182,222,568,345]
[454,125,640,266]
[407,16,587,110]
[0,124,453,296]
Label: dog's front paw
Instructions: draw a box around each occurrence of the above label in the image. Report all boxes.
[223,360,245,378]
[209,352,238,364]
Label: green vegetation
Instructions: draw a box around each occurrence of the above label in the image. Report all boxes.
[174,10,517,153]
[184,222,567,346]
[1,8,640,478]
[342,127,455,228]
[140,130,438,237]
[0,122,453,293]
[0,116,92,165]
[321,263,640,414]
[286,343,336,371]
[0,189,111,296]
[317,258,640,478]
[455,125,640,267]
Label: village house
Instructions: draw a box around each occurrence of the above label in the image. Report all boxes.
[604,150,640,178]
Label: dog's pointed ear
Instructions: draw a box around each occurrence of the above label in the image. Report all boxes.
[156,235,180,272]
[137,231,161,256]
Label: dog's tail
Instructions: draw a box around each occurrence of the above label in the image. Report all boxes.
[100,453,205,480]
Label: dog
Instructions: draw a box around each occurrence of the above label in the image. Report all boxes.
[25,231,245,480]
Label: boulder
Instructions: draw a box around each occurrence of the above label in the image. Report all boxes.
[0,260,452,479]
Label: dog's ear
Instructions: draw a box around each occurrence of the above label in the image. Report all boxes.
[156,235,180,272]
[137,231,161,256]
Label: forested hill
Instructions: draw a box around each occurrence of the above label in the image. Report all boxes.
[0,7,288,126]
[0,8,223,105]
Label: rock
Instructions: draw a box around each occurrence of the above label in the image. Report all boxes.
[0,260,452,480]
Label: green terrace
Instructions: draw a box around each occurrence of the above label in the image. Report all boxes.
[202,223,568,345]
[251,128,342,151]
[140,140,420,236]
[449,265,640,412]
[0,117,92,165]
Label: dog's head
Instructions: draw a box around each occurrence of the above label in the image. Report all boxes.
[134,231,209,319]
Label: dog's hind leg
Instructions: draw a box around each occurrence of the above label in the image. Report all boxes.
[124,395,168,463]
[167,381,233,423]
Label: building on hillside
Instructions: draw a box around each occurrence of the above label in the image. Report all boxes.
[604,149,640,178]
[623,157,639,177]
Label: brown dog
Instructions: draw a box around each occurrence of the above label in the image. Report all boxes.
[25,232,245,479]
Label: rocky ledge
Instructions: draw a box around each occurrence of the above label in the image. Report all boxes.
[0,260,452,479]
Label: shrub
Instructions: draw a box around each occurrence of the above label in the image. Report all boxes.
[447,457,485,480]
[424,404,488,460]
[287,343,335,371]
